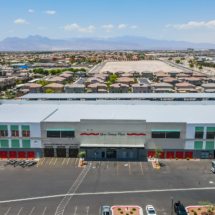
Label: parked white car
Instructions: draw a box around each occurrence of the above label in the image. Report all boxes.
[146,205,156,215]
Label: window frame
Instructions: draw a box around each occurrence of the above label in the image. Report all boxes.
[47,131,61,138]
[61,131,75,138]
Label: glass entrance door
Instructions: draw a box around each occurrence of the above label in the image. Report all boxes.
[106,150,116,159]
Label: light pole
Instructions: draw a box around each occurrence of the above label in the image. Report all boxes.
[171,197,173,215]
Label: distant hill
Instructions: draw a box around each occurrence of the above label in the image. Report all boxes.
[0,35,215,51]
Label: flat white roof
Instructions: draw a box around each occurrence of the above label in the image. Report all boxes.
[0,105,57,123]
[1,101,215,124]
[20,93,215,99]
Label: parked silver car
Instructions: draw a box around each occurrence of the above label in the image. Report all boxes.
[102,206,111,215]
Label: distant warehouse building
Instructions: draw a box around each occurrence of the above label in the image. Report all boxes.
[0,100,215,160]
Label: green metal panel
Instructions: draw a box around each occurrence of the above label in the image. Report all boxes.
[0,125,7,130]
[21,125,30,131]
[22,140,30,148]
[207,127,215,132]
[46,129,75,131]
[1,140,9,148]
[10,125,19,131]
[11,140,20,148]
[151,130,180,132]
[195,127,204,132]
[205,141,214,150]
[194,141,203,150]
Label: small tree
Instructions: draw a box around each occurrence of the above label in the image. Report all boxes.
[199,66,203,70]
[168,58,172,60]
[17,80,22,84]
[78,151,86,164]
[190,63,194,68]
[134,77,138,84]
[199,201,215,214]
[175,60,180,64]
[154,147,163,163]
[46,89,54,93]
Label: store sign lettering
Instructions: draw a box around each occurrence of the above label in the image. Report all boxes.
[80,133,146,136]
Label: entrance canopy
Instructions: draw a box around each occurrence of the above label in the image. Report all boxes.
[80,143,145,148]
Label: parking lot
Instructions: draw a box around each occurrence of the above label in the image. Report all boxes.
[0,159,215,215]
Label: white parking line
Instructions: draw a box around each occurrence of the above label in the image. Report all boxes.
[4,207,11,215]
[1,187,215,203]
[17,207,23,215]
[42,207,46,215]
[86,206,89,215]
[74,206,77,215]
[29,207,35,215]
[99,206,101,215]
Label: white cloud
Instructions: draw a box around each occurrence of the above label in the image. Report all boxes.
[64,23,95,33]
[165,24,171,28]
[102,25,114,29]
[172,20,215,30]
[38,27,47,29]
[118,24,127,29]
[29,10,34,12]
[8,30,13,33]
[174,21,205,29]
[64,23,80,31]
[131,26,137,28]
[205,20,215,29]
[46,11,56,14]
[106,29,111,32]
[88,25,95,30]
[14,19,29,24]
[60,26,63,28]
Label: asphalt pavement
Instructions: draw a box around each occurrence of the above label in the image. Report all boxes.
[0,159,214,215]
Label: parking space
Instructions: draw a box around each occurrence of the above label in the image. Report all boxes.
[36,157,79,168]
[0,160,215,215]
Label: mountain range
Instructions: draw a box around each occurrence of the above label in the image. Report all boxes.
[0,35,215,51]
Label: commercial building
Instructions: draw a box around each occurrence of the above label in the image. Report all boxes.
[0,100,215,160]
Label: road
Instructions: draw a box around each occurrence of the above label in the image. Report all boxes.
[88,62,106,75]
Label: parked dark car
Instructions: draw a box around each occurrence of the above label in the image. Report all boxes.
[174,202,187,215]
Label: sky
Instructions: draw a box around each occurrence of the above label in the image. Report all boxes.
[1,0,215,43]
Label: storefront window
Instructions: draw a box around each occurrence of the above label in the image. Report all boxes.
[152,132,165,138]
[61,131,75,138]
[47,131,60,138]
[166,132,180,138]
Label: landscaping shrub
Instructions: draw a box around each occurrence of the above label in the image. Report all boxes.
[186,157,190,160]
[126,213,129,215]
[120,212,123,214]
[208,210,211,213]
[118,208,121,211]
[132,208,136,211]
[191,210,194,212]
[130,212,133,214]
[194,211,197,215]
[176,157,178,160]
[198,208,201,210]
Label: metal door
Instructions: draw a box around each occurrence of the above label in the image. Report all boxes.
[44,148,54,157]
[166,151,174,159]
[148,151,155,158]
[27,151,35,159]
[18,151,26,158]
[0,151,8,158]
[69,149,79,157]
[9,151,17,158]
[176,151,184,159]
[185,151,193,159]
[57,148,66,157]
